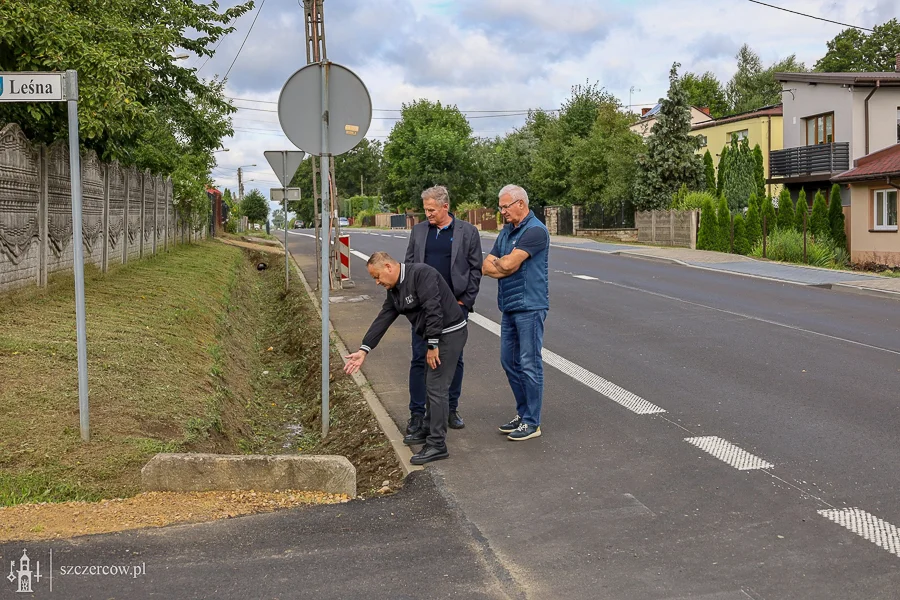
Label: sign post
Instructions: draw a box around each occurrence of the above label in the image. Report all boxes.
[277,61,372,438]
[0,71,90,441]
[264,150,306,292]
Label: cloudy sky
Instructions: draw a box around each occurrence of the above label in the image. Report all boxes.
[197,0,898,207]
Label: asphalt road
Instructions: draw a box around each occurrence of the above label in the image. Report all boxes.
[294,227,900,600]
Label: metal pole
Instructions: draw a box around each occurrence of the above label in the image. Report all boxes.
[283,152,290,292]
[320,61,331,438]
[66,70,90,442]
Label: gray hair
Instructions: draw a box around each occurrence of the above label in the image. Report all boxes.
[498,184,529,206]
[367,251,397,268]
[421,185,450,206]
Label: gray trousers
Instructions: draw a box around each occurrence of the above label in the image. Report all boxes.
[423,326,468,448]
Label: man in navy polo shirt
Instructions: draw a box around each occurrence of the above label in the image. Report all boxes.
[404,185,483,439]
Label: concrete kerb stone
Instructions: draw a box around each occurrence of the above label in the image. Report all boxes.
[141,453,356,497]
[279,235,423,477]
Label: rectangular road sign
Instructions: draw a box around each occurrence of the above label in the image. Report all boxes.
[270,188,301,202]
[0,72,65,102]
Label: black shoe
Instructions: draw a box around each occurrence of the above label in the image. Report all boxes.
[410,444,449,465]
[403,431,428,446]
[406,413,424,435]
[498,415,522,434]
[448,410,465,429]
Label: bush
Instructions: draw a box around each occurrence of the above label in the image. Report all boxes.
[733,213,749,255]
[761,195,776,236]
[828,184,847,250]
[697,196,718,250]
[717,195,731,252]
[749,227,847,268]
[672,190,715,211]
[746,194,762,247]
[776,188,794,231]
[810,190,830,239]
[793,188,808,233]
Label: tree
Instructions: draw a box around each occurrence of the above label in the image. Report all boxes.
[717,144,729,198]
[682,72,728,118]
[815,20,900,72]
[810,190,830,239]
[723,135,756,210]
[746,193,762,247]
[383,100,476,210]
[726,44,806,113]
[776,187,794,231]
[753,144,766,200]
[271,209,286,229]
[697,196,718,250]
[793,188,808,233]
[0,0,250,165]
[241,189,268,224]
[761,194,776,236]
[703,150,717,195]
[733,213,750,255]
[633,63,704,211]
[828,184,847,249]
[717,195,732,252]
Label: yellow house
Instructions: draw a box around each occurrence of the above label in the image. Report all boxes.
[690,105,784,197]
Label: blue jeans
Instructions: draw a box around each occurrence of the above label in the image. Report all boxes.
[409,307,467,415]
[500,309,547,426]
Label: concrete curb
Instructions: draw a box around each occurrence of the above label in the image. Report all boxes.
[141,453,356,497]
[280,235,423,477]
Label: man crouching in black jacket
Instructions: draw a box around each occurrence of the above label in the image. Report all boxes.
[344,251,468,465]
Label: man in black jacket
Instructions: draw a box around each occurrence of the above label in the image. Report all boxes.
[344,252,468,465]
[405,185,482,434]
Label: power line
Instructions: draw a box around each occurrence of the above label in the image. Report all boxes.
[744,0,873,32]
[226,96,561,113]
[224,0,267,80]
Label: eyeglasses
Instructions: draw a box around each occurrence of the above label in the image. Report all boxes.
[498,198,522,211]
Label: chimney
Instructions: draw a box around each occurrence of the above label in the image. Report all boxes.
[641,107,651,117]
[699,106,711,116]
[896,53,900,72]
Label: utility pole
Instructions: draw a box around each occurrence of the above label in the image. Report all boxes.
[237,167,245,202]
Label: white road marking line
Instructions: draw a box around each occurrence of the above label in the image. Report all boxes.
[394,235,406,239]
[573,275,599,280]
[380,234,392,237]
[350,250,369,261]
[684,436,773,470]
[466,313,665,415]
[818,507,900,558]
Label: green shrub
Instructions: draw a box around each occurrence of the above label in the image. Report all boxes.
[717,195,731,252]
[697,196,718,250]
[733,213,749,255]
[673,190,715,211]
[793,188,808,233]
[828,184,847,250]
[810,190,830,238]
[746,194,762,247]
[704,150,716,196]
[776,187,794,231]
[671,184,690,209]
[749,227,846,268]
[761,195,776,236]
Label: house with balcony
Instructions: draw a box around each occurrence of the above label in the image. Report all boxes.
[770,69,900,207]
[690,104,784,197]
[630,104,713,139]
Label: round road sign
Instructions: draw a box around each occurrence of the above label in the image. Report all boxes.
[277,62,372,156]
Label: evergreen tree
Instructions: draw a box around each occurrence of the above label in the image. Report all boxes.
[753,144,766,200]
[761,195,776,237]
[810,190,830,239]
[776,187,794,231]
[717,144,729,198]
[733,213,750,255]
[828,184,847,249]
[717,194,732,252]
[704,150,717,195]
[634,63,705,211]
[746,193,762,247]
[697,196,718,250]
[793,188,808,233]
[723,136,756,210]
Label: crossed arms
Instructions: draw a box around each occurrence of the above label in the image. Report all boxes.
[482,248,530,279]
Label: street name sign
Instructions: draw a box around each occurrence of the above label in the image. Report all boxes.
[0,72,65,102]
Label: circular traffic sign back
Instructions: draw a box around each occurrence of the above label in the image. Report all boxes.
[277,62,372,156]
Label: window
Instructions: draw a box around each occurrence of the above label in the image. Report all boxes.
[874,189,898,231]
[728,129,749,141]
[697,135,708,147]
[805,113,834,145]
[896,108,900,144]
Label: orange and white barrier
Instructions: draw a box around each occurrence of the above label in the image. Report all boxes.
[338,235,350,280]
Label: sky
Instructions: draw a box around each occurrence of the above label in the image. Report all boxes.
[194,0,899,213]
